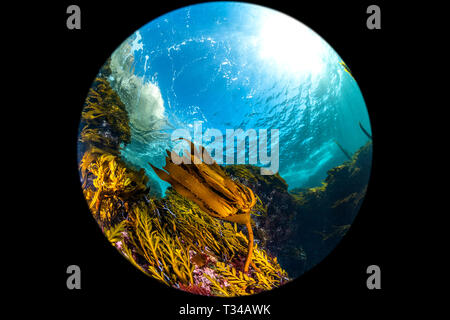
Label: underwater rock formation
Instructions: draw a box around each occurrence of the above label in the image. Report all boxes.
[289,140,372,273]
[224,165,303,274]
[79,59,131,158]
[225,141,372,277]
[78,56,371,296]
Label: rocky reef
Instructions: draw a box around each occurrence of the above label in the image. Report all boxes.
[78,62,289,296]
[225,140,372,277]
[78,59,371,295]
[78,59,131,158]
[80,149,289,296]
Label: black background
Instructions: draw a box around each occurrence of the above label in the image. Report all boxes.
[19,0,418,316]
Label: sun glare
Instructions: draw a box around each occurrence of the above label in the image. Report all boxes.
[257,12,327,76]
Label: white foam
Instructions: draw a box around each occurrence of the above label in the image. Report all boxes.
[109,32,167,144]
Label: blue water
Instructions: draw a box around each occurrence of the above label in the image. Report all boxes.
[107,2,371,193]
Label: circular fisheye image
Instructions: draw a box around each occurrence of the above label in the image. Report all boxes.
[78,2,372,296]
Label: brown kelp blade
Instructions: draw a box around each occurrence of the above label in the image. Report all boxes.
[150,139,255,221]
[149,139,257,272]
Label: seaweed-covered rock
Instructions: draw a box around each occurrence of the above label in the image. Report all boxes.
[289,141,372,274]
[78,57,371,294]
[224,141,372,277]
[224,165,303,272]
[78,59,131,158]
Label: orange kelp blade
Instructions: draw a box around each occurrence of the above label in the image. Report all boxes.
[149,139,257,273]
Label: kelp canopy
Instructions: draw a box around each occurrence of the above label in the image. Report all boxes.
[78,61,289,296]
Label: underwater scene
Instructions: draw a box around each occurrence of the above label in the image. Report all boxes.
[77,2,372,296]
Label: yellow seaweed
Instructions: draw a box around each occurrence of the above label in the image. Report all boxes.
[78,59,289,296]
